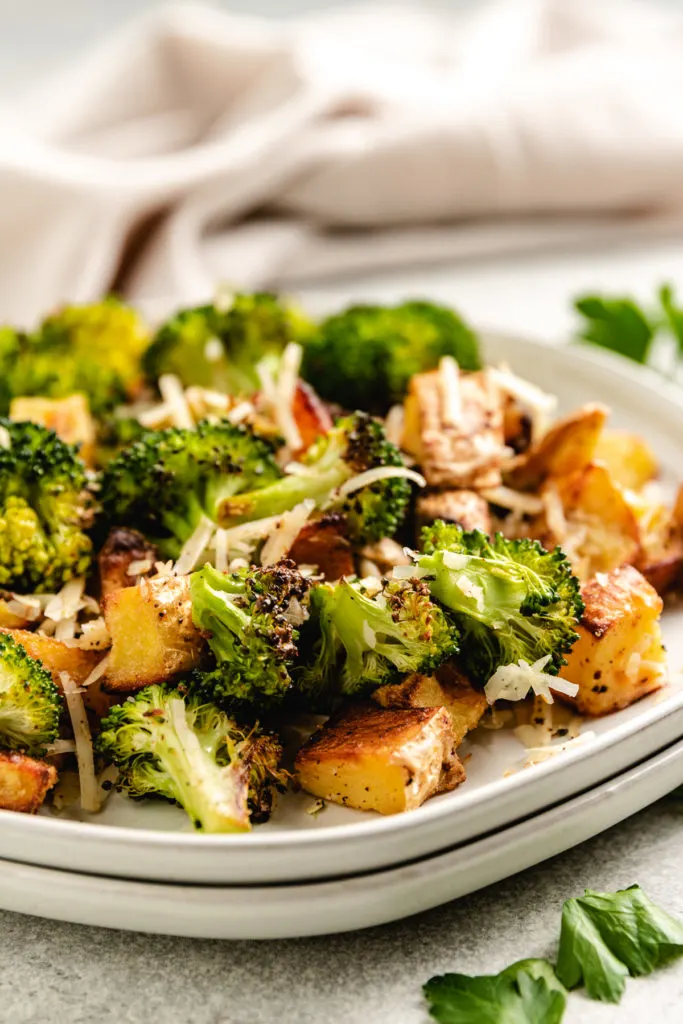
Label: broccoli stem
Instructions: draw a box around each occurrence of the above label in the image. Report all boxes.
[160,698,250,832]
[190,572,252,660]
[212,463,347,526]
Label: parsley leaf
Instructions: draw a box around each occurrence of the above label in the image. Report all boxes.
[556,885,683,1003]
[424,958,567,1024]
[574,295,656,364]
[659,283,683,357]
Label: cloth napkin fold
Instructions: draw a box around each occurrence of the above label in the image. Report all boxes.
[3,0,683,324]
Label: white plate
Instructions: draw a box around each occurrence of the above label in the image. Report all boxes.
[2,335,683,885]
[3,735,683,939]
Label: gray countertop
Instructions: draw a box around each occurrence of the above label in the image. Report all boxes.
[2,800,683,1023]
[2,5,683,1018]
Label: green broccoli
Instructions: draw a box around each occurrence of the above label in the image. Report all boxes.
[0,419,93,591]
[3,298,148,417]
[142,292,315,395]
[99,420,282,557]
[96,685,284,832]
[190,561,310,707]
[300,300,481,414]
[298,575,459,708]
[417,522,583,685]
[0,632,62,755]
[216,411,413,544]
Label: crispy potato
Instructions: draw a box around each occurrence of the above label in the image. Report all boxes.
[0,628,110,717]
[288,513,354,580]
[594,430,658,491]
[403,369,505,489]
[1,628,101,685]
[103,574,204,692]
[0,751,57,814]
[629,498,683,595]
[559,565,666,716]
[416,489,492,535]
[373,666,487,746]
[528,464,639,580]
[98,527,158,599]
[505,404,607,491]
[0,596,35,630]
[292,381,333,455]
[295,704,465,815]
[10,393,96,466]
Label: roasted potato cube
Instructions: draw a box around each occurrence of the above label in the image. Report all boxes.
[594,430,658,491]
[559,565,666,716]
[0,751,57,814]
[98,527,158,599]
[416,489,492,535]
[403,369,505,489]
[1,628,101,685]
[505,404,607,491]
[288,513,355,580]
[0,628,109,717]
[104,574,204,692]
[10,393,96,466]
[295,704,465,815]
[629,499,683,595]
[374,666,487,746]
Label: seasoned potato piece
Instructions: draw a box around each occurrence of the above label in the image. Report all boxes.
[0,751,57,814]
[416,489,492,535]
[104,574,204,692]
[559,565,666,716]
[594,430,658,491]
[629,498,683,595]
[295,704,465,815]
[0,628,109,717]
[0,595,35,630]
[288,513,354,580]
[505,404,607,491]
[98,527,158,599]
[10,393,96,466]
[1,628,101,684]
[403,368,506,489]
[374,666,487,746]
[527,464,638,580]
[292,381,333,454]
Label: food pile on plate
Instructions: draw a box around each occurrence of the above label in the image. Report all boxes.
[0,294,674,830]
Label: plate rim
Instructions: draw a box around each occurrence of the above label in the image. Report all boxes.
[2,333,682,872]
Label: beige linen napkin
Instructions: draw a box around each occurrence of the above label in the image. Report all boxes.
[2,0,683,323]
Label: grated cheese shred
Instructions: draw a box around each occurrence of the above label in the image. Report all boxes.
[484,655,579,705]
[60,672,101,813]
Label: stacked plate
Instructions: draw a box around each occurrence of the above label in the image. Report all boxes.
[1,338,683,939]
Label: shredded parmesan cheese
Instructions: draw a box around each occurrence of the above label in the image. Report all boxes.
[260,500,315,566]
[158,374,195,429]
[521,730,597,766]
[126,559,152,577]
[384,404,405,447]
[0,425,11,449]
[362,620,378,648]
[480,486,544,516]
[214,529,228,573]
[438,356,462,427]
[485,656,579,705]
[359,558,382,579]
[333,466,426,502]
[442,551,470,571]
[542,483,567,540]
[60,672,101,813]
[44,739,77,756]
[487,365,558,441]
[43,577,86,623]
[173,515,216,576]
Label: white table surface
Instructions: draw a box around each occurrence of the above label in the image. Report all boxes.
[1,238,683,1023]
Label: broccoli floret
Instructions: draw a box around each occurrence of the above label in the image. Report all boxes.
[0,419,93,591]
[99,420,282,557]
[298,576,459,707]
[5,298,148,417]
[190,561,310,707]
[417,522,583,685]
[0,327,21,415]
[301,300,481,414]
[96,685,284,831]
[143,292,315,395]
[0,632,62,755]
[216,411,412,544]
